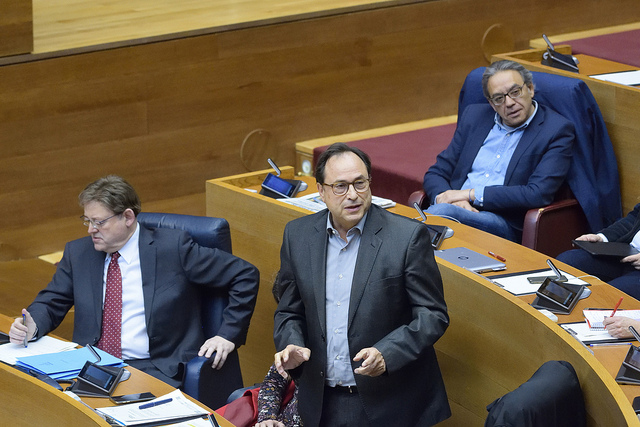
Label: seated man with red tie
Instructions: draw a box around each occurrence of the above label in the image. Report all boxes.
[8,175,259,387]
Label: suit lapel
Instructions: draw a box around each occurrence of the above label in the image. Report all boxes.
[348,206,383,327]
[137,225,157,328]
[89,248,107,329]
[505,105,546,183]
[310,213,329,338]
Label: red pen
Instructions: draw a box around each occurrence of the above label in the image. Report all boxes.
[610,297,623,317]
[488,251,506,262]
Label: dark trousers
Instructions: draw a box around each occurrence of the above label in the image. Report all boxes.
[126,358,181,388]
[319,386,370,427]
[557,249,640,299]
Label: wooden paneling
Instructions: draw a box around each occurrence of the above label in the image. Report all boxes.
[0,0,32,57]
[2,1,640,258]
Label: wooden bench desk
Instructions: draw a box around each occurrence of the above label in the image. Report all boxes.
[207,167,640,426]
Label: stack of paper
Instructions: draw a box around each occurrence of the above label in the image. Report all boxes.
[15,345,124,381]
[0,335,77,365]
[583,309,640,330]
[96,389,210,426]
[278,192,396,213]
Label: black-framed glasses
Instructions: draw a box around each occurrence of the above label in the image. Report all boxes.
[80,213,120,229]
[488,84,526,106]
[322,178,371,196]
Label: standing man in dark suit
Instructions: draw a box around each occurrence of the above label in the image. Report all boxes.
[273,143,450,426]
[557,203,640,301]
[423,60,574,242]
[9,175,259,387]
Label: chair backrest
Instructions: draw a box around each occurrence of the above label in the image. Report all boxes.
[136,212,232,337]
[485,360,586,427]
[458,67,622,232]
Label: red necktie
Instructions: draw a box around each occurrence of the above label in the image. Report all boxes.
[97,252,122,358]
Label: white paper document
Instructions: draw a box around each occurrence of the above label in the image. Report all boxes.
[589,69,640,86]
[96,389,209,426]
[490,269,588,296]
[278,192,395,212]
[0,335,78,365]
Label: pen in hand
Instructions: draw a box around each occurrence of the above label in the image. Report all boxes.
[139,398,173,409]
[22,313,28,348]
[610,297,623,317]
[488,251,506,262]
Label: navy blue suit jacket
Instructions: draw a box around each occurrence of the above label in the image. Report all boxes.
[423,103,574,233]
[602,203,640,243]
[274,204,450,426]
[28,223,259,379]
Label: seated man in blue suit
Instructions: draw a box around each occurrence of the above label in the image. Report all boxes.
[9,175,259,387]
[557,203,640,301]
[423,60,575,242]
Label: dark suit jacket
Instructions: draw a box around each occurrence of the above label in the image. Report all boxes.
[274,204,451,426]
[602,203,640,243]
[423,103,574,232]
[28,224,259,379]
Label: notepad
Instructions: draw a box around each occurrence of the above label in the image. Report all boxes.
[583,309,640,330]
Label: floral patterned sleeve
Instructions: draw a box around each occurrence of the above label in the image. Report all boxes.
[256,364,289,422]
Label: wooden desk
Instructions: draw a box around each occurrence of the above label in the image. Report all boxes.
[492,47,640,217]
[207,167,640,426]
[0,315,233,427]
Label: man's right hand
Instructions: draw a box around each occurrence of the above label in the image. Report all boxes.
[9,309,36,345]
[274,344,310,378]
[575,233,602,242]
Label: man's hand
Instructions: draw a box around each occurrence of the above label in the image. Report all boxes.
[436,190,478,212]
[575,233,602,242]
[621,253,640,270]
[9,309,36,345]
[198,335,235,369]
[254,421,285,427]
[274,344,310,378]
[603,316,637,338]
[353,347,386,377]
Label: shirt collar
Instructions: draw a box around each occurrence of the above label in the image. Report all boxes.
[326,212,368,237]
[111,222,139,264]
[494,99,538,132]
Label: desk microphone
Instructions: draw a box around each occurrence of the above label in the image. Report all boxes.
[413,202,454,239]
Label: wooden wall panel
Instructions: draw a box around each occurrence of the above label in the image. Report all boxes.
[0,0,32,57]
[2,0,640,261]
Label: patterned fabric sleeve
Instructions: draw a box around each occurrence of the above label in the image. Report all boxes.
[256,364,289,422]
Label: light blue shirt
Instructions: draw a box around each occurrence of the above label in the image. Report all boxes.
[324,213,367,387]
[461,100,538,207]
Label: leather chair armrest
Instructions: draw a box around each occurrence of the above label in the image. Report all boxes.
[408,190,428,209]
[182,352,244,410]
[522,199,589,258]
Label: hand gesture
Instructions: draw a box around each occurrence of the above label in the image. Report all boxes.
[274,344,310,378]
[353,347,386,377]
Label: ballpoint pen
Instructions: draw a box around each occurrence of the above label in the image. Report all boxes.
[488,251,506,262]
[610,297,623,317]
[139,398,173,409]
[22,313,28,348]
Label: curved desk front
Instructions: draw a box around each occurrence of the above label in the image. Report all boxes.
[0,315,233,427]
[207,168,640,426]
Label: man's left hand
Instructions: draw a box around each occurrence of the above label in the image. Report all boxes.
[198,336,235,369]
[621,253,640,270]
[353,347,386,377]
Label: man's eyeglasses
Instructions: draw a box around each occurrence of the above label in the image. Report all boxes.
[80,213,120,229]
[488,84,526,106]
[322,178,371,196]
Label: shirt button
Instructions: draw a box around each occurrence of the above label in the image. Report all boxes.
[485,173,490,178]
[337,301,341,306]
[334,329,339,334]
[496,154,501,158]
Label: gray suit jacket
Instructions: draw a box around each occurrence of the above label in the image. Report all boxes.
[274,204,450,426]
[28,224,259,379]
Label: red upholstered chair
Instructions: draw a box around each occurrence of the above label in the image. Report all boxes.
[411,67,620,258]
